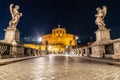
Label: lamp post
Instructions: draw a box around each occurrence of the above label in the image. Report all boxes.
[69,40,72,54]
[38,37,42,55]
[76,36,78,55]
[45,40,48,55]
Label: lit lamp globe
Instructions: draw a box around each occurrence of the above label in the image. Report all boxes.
[38,37,42,50]
[76,36,79,40]
[38,37,42,42]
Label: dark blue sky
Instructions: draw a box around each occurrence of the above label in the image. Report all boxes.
[0,0,120,44]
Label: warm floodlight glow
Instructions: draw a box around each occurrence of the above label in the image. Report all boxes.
[76,36,79,40]
[38,37,42,42]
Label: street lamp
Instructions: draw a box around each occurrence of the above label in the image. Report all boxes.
[76,36,79,55]
[38,37,42,43]
[45,41,49,54]
[38,36,42,45]
[76,36,78,40]
[69,40,72,54]
[38,36,42,55]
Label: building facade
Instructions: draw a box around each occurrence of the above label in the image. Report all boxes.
[24,25,77,53]
[41,25,77,53]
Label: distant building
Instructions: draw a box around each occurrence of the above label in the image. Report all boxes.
[24,25,77,53]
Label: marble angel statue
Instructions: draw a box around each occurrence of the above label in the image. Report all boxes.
[95,6,107,29]
[8,4,22,29]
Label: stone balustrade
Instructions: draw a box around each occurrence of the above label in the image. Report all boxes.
[0,42,44,59]
[71,46,92,57]
[0,42,11,58]
[71,39,120,59]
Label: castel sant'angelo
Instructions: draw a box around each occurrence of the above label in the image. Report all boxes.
[25,25,77,53]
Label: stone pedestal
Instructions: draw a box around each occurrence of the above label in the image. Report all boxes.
[4,28,20,44]
[11,45,24,58]
[91,45,105,58]
[2,28,24,57]
[93,28,112,45]
[96,29,111,41]
[92,28,112,58]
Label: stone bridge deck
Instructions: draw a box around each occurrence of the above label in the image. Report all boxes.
[0,54,120,80]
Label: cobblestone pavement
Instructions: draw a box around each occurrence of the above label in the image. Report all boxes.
[0,54,120,80]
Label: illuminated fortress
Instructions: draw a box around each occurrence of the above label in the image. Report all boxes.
[25,25,77,53]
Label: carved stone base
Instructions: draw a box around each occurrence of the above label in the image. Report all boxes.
[96,28,111,41]
[91,45,105,58]
[11,45,24,58]
[92,28,113,59]
[93,28,112,45]
[3,28,21,45]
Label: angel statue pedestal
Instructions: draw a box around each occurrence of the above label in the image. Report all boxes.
[91,6,113,58]
[91,28,112,58]
[4,28,21,44]
[93,28,112,45]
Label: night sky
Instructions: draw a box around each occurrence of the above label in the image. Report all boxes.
[0,0,120,44]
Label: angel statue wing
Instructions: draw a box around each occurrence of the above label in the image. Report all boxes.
[10,4,14,19]
[102,6,107,19]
